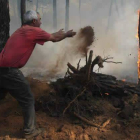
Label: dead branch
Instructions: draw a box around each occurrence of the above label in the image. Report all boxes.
[67,62,79,73]
[91,56,103,72]
[77,59,81,70]
[104,61,122,64]
[103,57,122,64]
[67,68,84,79]
[86,52,88,65]
[86,50,93,81]
[64,68,69,78]
[63,87,86,115]
[73,112,101,128]
[101,119,111,128]
[67,68,74,76]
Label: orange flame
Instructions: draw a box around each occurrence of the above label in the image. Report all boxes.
[137,10,140,79]
[105,93,109,96]
[122,79,126,82]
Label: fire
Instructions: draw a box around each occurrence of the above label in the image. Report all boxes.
[137,10,140,80]
[105,93,109,96]
[122,79,126,82]
[138,48,140,79]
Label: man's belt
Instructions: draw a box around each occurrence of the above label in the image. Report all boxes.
[0,67,17,73]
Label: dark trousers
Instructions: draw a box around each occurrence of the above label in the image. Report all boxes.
[0,68,35,134]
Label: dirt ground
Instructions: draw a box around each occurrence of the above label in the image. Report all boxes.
[0,77,140,140]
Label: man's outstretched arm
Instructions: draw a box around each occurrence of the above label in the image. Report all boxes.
[49,29,76,42]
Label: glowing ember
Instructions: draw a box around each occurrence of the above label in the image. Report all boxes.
[138,48,140,79]
[105,93,109,96]
[122,79,126,82]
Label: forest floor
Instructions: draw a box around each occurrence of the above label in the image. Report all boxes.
[0,77,140,140]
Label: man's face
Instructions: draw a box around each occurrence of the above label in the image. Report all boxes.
[33,14,42,27]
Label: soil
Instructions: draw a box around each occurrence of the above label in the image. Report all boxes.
[0,77,140,140]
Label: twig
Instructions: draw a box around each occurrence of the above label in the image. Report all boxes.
[104,61,122,64]
[86,52,88,65]
[67,62,79,73]
[77,59,81,70]
[101,119,111,128]
[86,50,93,81]
[64,68,69,78]
[73,112,101,128]
[63,87,86,115]
[103,57,122,64]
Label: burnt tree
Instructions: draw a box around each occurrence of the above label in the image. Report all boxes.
[65,0,69,31]
[53,0,57,31]
[0,0,10,100]
[0,0,10,53]
[21,0,26,25]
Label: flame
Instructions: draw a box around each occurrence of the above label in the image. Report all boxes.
[137,10,140,79]
[122,79,126,82]
[138,48,140,79]
[105,93,109,96]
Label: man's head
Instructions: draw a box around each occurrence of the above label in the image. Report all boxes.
[23,10,42,27]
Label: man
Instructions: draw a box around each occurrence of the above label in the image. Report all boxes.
[0,10,76,139]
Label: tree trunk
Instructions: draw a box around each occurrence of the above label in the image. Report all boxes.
[0,0,10,52]
[53,0,57,31]
[0,0,10,100]
[21,0,26,25]
[65,0,69,31]
[17,0,21,18]
[36,0,38,12]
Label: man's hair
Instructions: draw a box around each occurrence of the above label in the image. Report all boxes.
[23,10,38,24]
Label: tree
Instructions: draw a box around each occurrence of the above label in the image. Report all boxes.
[36,0,39,12]
[65,0,69,31]
[53,0,57,30]
[0,0,10,100]
[21,0,26,25]
[0,0,10,52]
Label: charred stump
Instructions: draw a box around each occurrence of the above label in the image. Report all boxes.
[36,50,140,125]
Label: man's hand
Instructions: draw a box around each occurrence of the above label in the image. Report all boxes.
[66,30,76,37]
[50,29,76,42]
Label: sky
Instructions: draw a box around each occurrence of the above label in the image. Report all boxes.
[9,0,140,82]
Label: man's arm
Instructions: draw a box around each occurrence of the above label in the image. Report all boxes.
[49,29,76,42]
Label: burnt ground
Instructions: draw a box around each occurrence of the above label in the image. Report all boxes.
[0,77,140,140]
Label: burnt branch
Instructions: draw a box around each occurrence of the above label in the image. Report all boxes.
[86,50,93,81]
[67,62,79,74]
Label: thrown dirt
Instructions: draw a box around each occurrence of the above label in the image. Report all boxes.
[75,26,95,56]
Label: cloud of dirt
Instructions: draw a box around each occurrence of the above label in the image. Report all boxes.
[22,26,95,80]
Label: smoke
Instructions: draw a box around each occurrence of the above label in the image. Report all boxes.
[22,26,95,80]
[9,0,140,82]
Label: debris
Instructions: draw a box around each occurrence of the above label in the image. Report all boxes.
[36,50,140,124]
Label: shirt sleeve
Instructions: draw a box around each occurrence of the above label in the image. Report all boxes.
[35,28,51,45]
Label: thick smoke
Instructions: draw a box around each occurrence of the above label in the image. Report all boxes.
[9,0,140,82]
